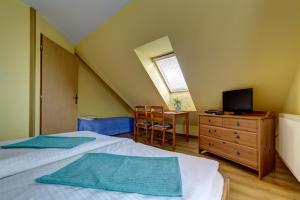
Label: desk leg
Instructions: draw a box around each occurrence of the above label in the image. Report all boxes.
[172,116,176,150]
[185,114,189,142]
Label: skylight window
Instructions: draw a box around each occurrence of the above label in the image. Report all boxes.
[153,54,188,93]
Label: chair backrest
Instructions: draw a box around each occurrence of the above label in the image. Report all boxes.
[134,105,148,123]
[150,106,164,125]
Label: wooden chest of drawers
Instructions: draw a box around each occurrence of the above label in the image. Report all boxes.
[199,112,275,178]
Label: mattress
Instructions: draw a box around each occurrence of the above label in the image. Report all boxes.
[210,172,224,200]
[0,131,133,179]
[0,141,223,200]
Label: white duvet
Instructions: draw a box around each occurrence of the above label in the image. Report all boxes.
[0,141,223,200]
[0,131,132,179]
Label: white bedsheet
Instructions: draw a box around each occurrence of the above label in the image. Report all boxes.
[210,172,224,200]
[0,141,223,200]
[0,131,132,179]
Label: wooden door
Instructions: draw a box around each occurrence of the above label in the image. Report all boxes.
[40,35,78,134]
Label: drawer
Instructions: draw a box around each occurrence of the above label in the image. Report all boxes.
[199,116,222,127]
[213,127,257,148]
[223,118,258,132]
[199,136,258,169]
[199,125,215,137]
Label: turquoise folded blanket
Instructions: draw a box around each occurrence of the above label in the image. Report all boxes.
[36,153,182,197]
[1,135,96,149]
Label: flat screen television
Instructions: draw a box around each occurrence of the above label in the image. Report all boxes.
[222,88,253,114]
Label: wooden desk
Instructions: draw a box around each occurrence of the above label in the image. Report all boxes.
[164,111,189,149]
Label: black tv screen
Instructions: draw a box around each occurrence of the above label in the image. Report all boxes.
[222,88,253,114]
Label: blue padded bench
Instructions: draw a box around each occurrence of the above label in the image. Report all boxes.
[78,117,134,136]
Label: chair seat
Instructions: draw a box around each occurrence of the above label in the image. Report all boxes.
[136,121,151,127]
[151,123,173,130]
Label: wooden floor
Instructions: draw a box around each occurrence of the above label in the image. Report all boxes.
[129,134,300,200]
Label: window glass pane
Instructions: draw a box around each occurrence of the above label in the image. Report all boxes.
[155,55,188,92]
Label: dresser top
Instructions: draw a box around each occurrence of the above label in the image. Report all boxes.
[199,111,275,120]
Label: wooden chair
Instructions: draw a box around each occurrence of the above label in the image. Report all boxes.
[134,105,151,143]
[149,106,173,147]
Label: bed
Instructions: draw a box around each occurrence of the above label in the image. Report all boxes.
[0,135,229,200]
[78,117,134,136]
[0,131,133,179]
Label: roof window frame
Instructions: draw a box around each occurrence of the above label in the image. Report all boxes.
[152,52,189,93]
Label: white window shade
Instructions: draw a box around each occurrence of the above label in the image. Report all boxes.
[154,55,188,93]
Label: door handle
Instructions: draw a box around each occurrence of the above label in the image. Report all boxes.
[74,93,78,104]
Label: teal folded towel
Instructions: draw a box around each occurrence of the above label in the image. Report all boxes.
[1,135,96,149]
[36,153,182,197]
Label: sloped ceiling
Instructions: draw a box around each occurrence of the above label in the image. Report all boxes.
[22,0,128,44]
[76,0,300,113]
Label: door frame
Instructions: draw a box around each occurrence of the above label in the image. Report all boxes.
[29,8,36,137]
[39,34,44,135]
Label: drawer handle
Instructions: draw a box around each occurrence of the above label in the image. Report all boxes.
[234,132,238,135]
[236,135,240,139]
[208,129,211,133]
[222,141,226,144]
[209,143,211,146]
[208,119,211,123]
[236,151,240,156]
[236,121,240,126]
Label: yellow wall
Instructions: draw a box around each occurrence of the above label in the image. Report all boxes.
[0,1,131,140]
[35,13,132,135]
[283,65,300,114]
[1,0,300,140]
[78,61,132,118]
[0,0,76,140]
[76,0,300,135]
[0,0,30,140]
[77,0,300,129]
[276,35,300,155]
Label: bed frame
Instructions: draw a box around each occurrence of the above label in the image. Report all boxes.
[221,176,230,200]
